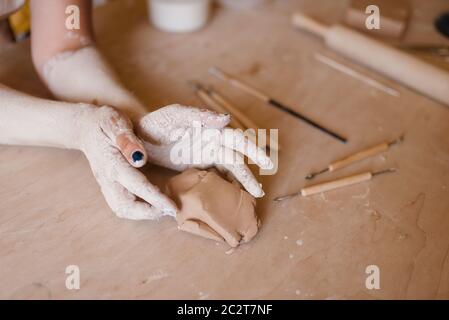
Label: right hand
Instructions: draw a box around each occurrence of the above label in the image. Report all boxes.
[137,104,273,198]
[78,105,178,220]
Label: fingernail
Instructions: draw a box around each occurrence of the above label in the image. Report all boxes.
[132,151,144,163]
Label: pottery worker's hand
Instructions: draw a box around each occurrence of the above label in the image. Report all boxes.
[0,84,178,221]
[79,105,178,220]
[137,104,274,198]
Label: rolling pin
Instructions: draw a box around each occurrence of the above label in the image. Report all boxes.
[292,13,449,106]
[306,136,403,179]
[274,168,396,201]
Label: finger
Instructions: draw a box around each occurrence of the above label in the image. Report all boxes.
[168,104,230,128]
[113,158,178,216]
[216,148,265,198]
[138,104,230,146]
[99,106,148,168]
[100,180,163,220]
[199,109,231,128]
[221,129,273,170]
[155,104,231,128]
[143,141,189,171]
[116,133,147,168]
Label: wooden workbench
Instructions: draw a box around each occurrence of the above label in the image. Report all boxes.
[1,0,449,299]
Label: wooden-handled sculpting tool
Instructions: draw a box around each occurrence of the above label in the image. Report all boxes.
[274,168,396,201]
[306,135,403,180]
[209,66,347,144]
[190,81,277,150]
[207,86,278,150]
[291,13,449,107]
[314,53,400,97]
[190,81,246,130]
[207,87,260,132]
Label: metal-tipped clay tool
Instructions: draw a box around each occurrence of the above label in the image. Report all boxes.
[275,168,396,202]
[305,135,404,180]
[209,66,347,143]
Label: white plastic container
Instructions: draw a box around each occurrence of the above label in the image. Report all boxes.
[148,0,210,33]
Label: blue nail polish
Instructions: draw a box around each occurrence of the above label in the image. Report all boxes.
[132,151,144,163]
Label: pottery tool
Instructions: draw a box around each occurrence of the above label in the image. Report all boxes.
[209,67,347,144]
[306,135,403,180]
[274,168,396,201]
[292,13,449,107]
[315,53,400,97]
[207,87,260,131]
[190,81,246,130]
[206,86,277,150]
[190,82,274,149]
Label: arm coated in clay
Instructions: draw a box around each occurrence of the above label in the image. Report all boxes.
[28,0,273,199]
[30,0,146,120]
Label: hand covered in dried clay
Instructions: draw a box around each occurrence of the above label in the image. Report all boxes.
[138,104,273,198]
[79,105,178,220]
[0,84,178,220]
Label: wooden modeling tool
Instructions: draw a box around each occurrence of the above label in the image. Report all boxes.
[314,53,400,97]
[190,81,246,130]
[206,86,277,150]
[291,13,449,107]
[189,81,281,151]
[207,87,260,131]
[274,168,396,201]
[306,135,403,180]
[190,81,272,149]
[209,66,347,144]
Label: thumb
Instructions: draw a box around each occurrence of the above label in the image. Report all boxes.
[99,106,148,168]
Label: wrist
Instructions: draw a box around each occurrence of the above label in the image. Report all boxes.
[41,46,148,123]
[54,102,97,151]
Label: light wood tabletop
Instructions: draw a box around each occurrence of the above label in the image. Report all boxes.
[1,0,449,299]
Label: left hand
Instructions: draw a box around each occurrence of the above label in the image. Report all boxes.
[137,104,273,198]
[78,105,178,220]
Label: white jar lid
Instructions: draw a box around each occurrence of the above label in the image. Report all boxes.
[148,0,211,33]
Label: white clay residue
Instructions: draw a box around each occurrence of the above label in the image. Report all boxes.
[198,291,210,300]
[352,187,370,199]
[143,270,169,284]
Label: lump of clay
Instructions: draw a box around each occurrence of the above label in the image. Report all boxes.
[166,168,259,247]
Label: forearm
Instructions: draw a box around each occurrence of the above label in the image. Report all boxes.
[30,0,146,121]
[0,84,88,149]
[40,46,146,120]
